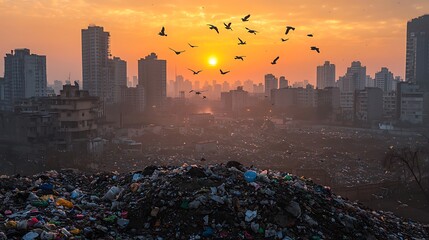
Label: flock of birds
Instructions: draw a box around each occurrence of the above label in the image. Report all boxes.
[158,14,321,99]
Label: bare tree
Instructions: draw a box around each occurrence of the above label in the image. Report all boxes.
[383,147,429,202]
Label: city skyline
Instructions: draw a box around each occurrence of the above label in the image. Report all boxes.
[1,1,429,85]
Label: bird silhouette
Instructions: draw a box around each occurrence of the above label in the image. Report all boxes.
[188,68,202,75]
[220,69,230,75]
[201,157,206,161]
[307,34,313,37]
[159,26,167,36]
[169,48,185,55]
[207,24,219,34]
[234,56,246,61]
[281,38,289,42]
[202,96,207,99]
[271,56,280,65]
[194,90,206,95]
[238,37,246,45]
[188,43,198,48]
[310,46,320,53]
[285,26,295,35]
[224,22,233,30]
[245,27,258,35]
[242,14,251,22]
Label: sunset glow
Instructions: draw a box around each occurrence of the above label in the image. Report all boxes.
[1,1,429,84]
[208,57,218,67]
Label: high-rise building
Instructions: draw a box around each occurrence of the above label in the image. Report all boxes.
[317,61,335,89]
[253,83,264,94]
[243,80,253,92]
[339,61,366,93]
[279,76,288,89]
[0,77,5,110]
[233,80,242,89]
[365,75,375,88]
[221,86,249,112]
[81,25,110,100]
[138,53,166,108]
[264,74,278,98]
[3,49,47,110]
[174,75,184,98]
[375,67,394,92]
[406,15,429,91]
[222,81,230,92]
[108,57,127,103]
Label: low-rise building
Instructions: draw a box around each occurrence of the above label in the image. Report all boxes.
[340,92,355,121]
[383,91,397,120]
[354,87,383,122]
[397,82,425,124]
[40,84,101,150]
[221,86,250,112]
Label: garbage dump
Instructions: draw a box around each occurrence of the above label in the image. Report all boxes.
[0,163,428,239]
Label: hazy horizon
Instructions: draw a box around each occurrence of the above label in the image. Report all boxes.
[1,0,429,85]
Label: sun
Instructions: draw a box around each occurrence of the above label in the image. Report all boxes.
[208,56,218,66]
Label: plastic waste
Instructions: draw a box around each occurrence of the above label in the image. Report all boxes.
[56,198,74,208]
[102,186,121,201]
[244,170,257,182]
[245,210,257,222]
[70,189,82,199]
[22,231,39,240]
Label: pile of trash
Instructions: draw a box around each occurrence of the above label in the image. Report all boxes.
[0,162,428,239]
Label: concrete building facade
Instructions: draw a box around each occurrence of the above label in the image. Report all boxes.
[264,74,278,98]
[339,61,366,93]
[375,67,394,92]
[3,49,47,111]
[317,61,336,89]
[406,15,429,91]
[81,25,110,101]
[138,53,166,109]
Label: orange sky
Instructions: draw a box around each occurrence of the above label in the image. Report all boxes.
[1,0,428,85]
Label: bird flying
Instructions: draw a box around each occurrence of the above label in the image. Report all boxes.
[311,46,320,53]
[271,56,280,65]
[188,68,202,75]
[188,43,198,48]
[207,24,219,34]
[238,37,246,45]
[245,27,258,35]
[234,56,246,61]
[242,14,251,22]
[224,22,233,30]
[159,26,167,36]
[307,34,313,37]
[202,96,207,99]
[285,26,295,35]
[220,69,230,75]
[190,90,206,95]
[281,38,289,42]
[169,48,185,55]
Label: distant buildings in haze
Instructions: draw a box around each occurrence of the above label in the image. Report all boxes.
[1,48,47,111]
[317,61,335,89]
